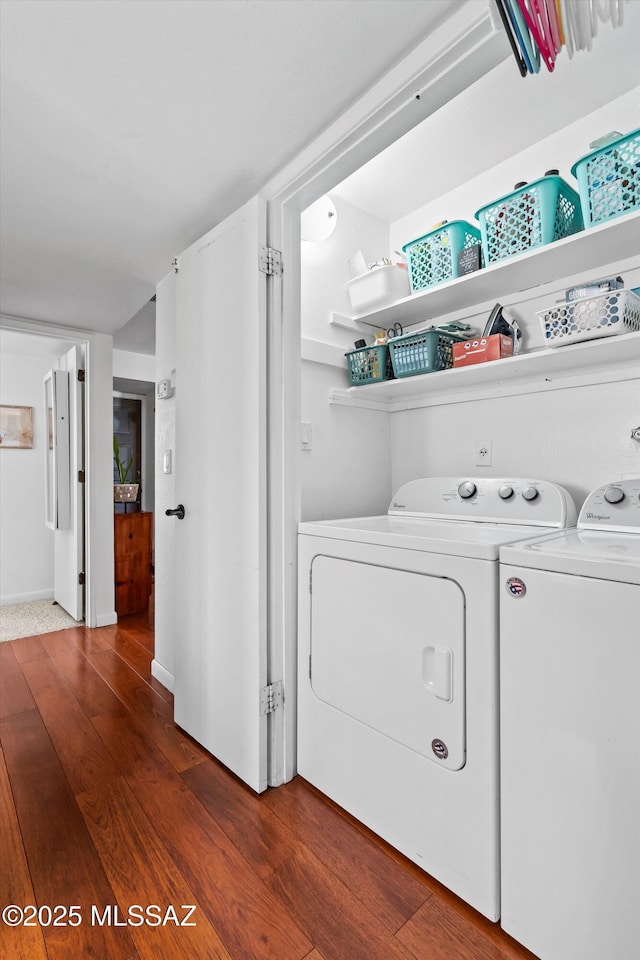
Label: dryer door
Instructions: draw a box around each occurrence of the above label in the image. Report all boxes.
[310,555,466,770]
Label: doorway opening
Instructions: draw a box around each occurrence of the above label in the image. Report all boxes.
[112,378,155,649]
[0,328,86,642]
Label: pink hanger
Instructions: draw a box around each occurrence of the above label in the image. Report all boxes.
[544,0,562,54]
[516,0,556,70]
[531,0,558,57]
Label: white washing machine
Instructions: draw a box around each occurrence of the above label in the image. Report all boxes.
[500,478,640,960]
[297,476,577,921]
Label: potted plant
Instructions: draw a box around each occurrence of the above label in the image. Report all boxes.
[113,435,140,503]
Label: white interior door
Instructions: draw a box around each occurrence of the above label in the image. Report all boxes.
[48,344,84,620]
[173,195,268,793]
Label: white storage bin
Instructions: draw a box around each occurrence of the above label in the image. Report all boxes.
[346,264,410,315]
[538,289,640,347]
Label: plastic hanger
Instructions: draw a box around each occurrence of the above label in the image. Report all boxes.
[565,0,585,51]
[532,0,560,57]
[554,0,565,47]
[503,0,534,72]
[516,0,556,70]
[545,0,562,53]
[495,0,528,76]
[506,0,540,72]
[558,0,575,58]
[575,0,598,50]
[500,0,628,73]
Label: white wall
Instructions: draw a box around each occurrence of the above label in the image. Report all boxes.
[152,271,176,688]
[0,340,59,603]
[391,379,640,511]
[302,194,392,349]
[113,348,155,382]
[301,195,394,519]
[301,358,391,521]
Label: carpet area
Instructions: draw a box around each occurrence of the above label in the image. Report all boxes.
[0,598,82,643]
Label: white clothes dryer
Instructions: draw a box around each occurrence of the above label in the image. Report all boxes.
[499,478,640,960]
[297,477,577,921]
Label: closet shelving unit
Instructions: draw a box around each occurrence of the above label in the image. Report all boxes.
[329,210,640,412]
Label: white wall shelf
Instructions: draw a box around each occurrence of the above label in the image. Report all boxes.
[332,210,640,332]
[330,331,640,412]
[326,210,640,410]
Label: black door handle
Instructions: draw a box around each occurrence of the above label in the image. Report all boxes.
[165,504,185,520]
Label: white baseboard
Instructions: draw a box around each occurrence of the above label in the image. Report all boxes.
[151,659,175,694]
[94,611,118,627]
[0,589,54,606]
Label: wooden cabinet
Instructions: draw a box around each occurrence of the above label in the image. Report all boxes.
[114,512,153,616]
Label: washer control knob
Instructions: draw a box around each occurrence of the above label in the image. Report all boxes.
[458,481,477,499]
[498,484,514,500]
[604,486,625,504]
[522,485,539,502]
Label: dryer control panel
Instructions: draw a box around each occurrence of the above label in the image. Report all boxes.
[388,477,577,528]
[578,478,640,533]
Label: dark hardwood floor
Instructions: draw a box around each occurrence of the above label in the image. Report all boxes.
[0,608,537,960]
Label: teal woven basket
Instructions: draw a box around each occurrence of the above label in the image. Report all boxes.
[571,129,640,228]
[402,220,482,293]
[345,343,393,386]
[475,176,583,264]
[389,324,471,379]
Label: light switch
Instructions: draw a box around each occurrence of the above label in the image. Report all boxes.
[163,450,172,474]
[301,422,312,451]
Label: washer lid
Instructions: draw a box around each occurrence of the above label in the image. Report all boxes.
[500,528,640,585]
[298,514,551,561]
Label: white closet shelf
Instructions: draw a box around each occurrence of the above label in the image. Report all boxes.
[332,210,640,332]
[330,331,640,411]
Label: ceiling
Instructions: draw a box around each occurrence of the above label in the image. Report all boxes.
[0,0,466,338]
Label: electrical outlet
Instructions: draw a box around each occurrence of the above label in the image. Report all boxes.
[476,440,492,467]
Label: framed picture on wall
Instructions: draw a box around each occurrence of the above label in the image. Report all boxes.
[0,404,34,449]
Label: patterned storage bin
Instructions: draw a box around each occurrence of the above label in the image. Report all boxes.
[389,324,471,379]
[402,221,482,293]
[538,290,640,348]
[475,176,583,264]
[345,342,394,385]
[571,129,640,227]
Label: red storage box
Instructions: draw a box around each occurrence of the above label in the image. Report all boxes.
[452,333,513,367]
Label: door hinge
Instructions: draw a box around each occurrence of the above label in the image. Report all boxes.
[259,245,283,277]
[260,680,283,716]
[172,256,180,273]
[309,569,313,593]
[78,470,85,483]
[308,654,312,680]
[77,369,85,382]
[78,572,85,586]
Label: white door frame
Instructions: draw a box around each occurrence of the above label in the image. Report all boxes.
[0,313,117,629]
[262,5,507,784]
